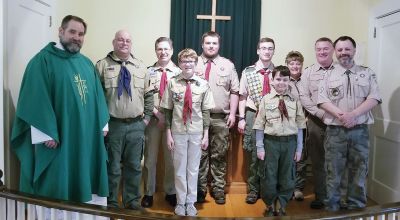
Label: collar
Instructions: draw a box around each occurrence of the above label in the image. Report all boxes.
[316,62,335,71]
[200,54,220,65]
[255,60,274,72]
[290,76,301,82]
[107,51,136,65]
[270,87,293,99]
[154,61,178,72]
[176,73,201,83]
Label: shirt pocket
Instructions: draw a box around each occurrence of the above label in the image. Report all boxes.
[264,103,281,123]
[216,71,230,87]
[327,80,344,100]
[171,88,185,104]
[104,70,119,88]
[309,74,324,93]
[192,87,203,105]
[355,78,370,98]
[286,101,297,118]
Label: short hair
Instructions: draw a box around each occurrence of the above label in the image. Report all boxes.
[61,15,87,34]
[178,48,198,63]
[315,37,333,46]
[201,31,221,44]
[257,37,275,49]
[154,37,173,50]
[272,65,290,78]
[334,36,356,48]
[285,51,304,65]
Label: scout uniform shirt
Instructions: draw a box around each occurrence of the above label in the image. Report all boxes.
[298,63,335,119]
[253,88,306,137]
[148,62,180,108]
[96,52,152,119]
[195,55,239,114]
[289,77,301,100]
[160,74,215,134]
[318,64,381,125]
[239,61,274,111]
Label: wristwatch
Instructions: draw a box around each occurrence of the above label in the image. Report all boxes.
[239,117,245,121]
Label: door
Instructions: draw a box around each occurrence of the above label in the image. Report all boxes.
[368,3,400,204]
[4,0,53,188]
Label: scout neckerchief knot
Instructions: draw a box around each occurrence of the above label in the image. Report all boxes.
[118,62,132,100]
[259,68,271,96]
[278,95,289,121]
[183,79,192,125]
[159,68,168,99]
[205,59,212,81]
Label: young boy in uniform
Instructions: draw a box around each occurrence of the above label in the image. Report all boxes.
[253,65,306,216]
[160,48,215,216]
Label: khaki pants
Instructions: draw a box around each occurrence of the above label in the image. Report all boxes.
[172,133,202,204]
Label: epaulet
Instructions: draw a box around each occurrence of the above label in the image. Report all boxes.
[147,62,158,69]
[304,64,315,70]
[243,65,256,73]
[359,65,369,70]
[171,75,179,79]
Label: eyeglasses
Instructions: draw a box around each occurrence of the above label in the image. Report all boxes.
[259,47,274,51]
[180,60,196,64]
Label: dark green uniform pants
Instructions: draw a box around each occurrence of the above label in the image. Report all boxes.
[243,109,260,194]
[260,134,296,208]
[106,117,145,208]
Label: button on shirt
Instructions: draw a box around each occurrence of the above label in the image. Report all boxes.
[148,63,180,109]
[318,64,381,125]
[195,55,239,114]
[160,74,215,134]
[253,88,306,136]
[298,63,335,120]
[96,52,152,118]
[239,61,274,111]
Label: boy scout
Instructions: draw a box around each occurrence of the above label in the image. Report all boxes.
[238,37,275,204]
[160,48,215,216]
[253,65,306,216]
[318,36,381,211]
[195,31,239,204]
[96,30,154,210]
[142,37,179,208]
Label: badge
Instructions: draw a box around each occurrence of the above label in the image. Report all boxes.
[266,104,276,110]
[331,88,340,97]
[360,73,365,78]
[106,67,115,71]
[173,92,183,102]
[195,81,200,86]
[220,67,225,71]
[149,70,157,77]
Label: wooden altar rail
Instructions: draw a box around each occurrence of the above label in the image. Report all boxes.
[1,186,400,220]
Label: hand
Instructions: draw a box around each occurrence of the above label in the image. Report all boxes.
[103,131,108,136]
[143,119,149,126]
[257,151,265,160]
[338,112,357,128]
[201,137,209,150]
[226,114,236,129]
[237,119,246,134]
[44,140,58,148]
[167,133,175,151]
[294,152,302,162]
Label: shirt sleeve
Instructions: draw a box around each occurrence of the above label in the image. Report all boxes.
[298,69,326,119]
[366,68,382,103]
[295,100,307,129]
[202,85,215,110]
[253,97,267,130]
[230,65,240,94]
[160,81,174,110]
[239,72,248,97]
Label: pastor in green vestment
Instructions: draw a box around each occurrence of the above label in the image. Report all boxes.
[11,42,110,203]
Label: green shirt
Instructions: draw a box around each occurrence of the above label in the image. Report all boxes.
[11,42,110,203]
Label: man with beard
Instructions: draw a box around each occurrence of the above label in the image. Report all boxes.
[318,36,381,211]
[298,37,335,209]
[96,30,153,210]
[238,37,275,204]
[195,31,239,205]
[12,14,109,207]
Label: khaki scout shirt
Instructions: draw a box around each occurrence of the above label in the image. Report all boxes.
[318,64,382,125]
[253,88,306,136]
[160,74,215,134]
[148,62,180,109]
[195,55,239,114]
[96,52,152,118]
[239,60,274,111]
[298,63,335,120]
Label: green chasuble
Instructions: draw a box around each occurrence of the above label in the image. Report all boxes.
[11,42,110,203]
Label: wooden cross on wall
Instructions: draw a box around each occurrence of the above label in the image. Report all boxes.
[196,0,231,31]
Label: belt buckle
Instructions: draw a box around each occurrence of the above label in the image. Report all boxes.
[123,118,133,123]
